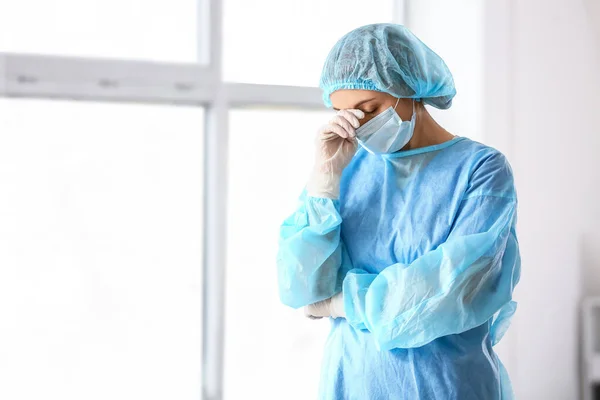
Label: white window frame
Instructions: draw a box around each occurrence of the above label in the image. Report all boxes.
[0,1,406,399]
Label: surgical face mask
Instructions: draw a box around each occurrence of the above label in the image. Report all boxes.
[355,99,416,154]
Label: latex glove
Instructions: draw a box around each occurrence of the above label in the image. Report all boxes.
[306,109,364,199]
[304,292,345,319]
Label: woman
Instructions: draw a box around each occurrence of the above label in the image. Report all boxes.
[277,23,520,400]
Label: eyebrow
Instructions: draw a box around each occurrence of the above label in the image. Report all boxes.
[333,97,376,111]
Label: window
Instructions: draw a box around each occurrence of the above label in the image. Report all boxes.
[0,1,198,63]
[0,99,204,400]
[223,0,394,86]
[0,2,411,398]
[224,108,333,400]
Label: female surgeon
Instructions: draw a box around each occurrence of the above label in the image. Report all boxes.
[276,23,521,400]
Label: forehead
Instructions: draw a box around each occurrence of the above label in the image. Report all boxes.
[329,89,390,109]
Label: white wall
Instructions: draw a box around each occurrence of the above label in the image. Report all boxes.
[411,0,600,398]
[579,0,600,297]
[485,0,600,399]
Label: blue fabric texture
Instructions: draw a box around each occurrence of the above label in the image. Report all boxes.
[319,23,457,109]
[277,137,521,399]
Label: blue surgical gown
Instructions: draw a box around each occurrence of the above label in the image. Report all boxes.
[277,137,521,400]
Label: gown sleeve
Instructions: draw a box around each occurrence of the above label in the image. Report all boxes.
[343,152,521,350]
[276,191,354,309]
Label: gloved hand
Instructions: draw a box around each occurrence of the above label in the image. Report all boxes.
[306,109,364,199]
[304,292,345,319]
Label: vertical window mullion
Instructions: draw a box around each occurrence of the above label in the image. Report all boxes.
[200,0,227,398]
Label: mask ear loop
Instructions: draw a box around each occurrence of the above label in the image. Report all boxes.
[392,98,415,121]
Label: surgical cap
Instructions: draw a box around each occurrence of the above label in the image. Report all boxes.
[319,23,456,109]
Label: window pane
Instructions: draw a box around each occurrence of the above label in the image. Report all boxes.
[0,99,204,400]
[0,0,197,63]
[223,0,394,86]
[225,109,334,400]
[408,1,483,141]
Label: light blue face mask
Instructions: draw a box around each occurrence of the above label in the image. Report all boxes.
[355,99,416,154]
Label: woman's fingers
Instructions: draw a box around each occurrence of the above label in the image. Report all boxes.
[338,109,364,129]
[318,109,365,141]
[331,114,356,138]
[319,121,351,139]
